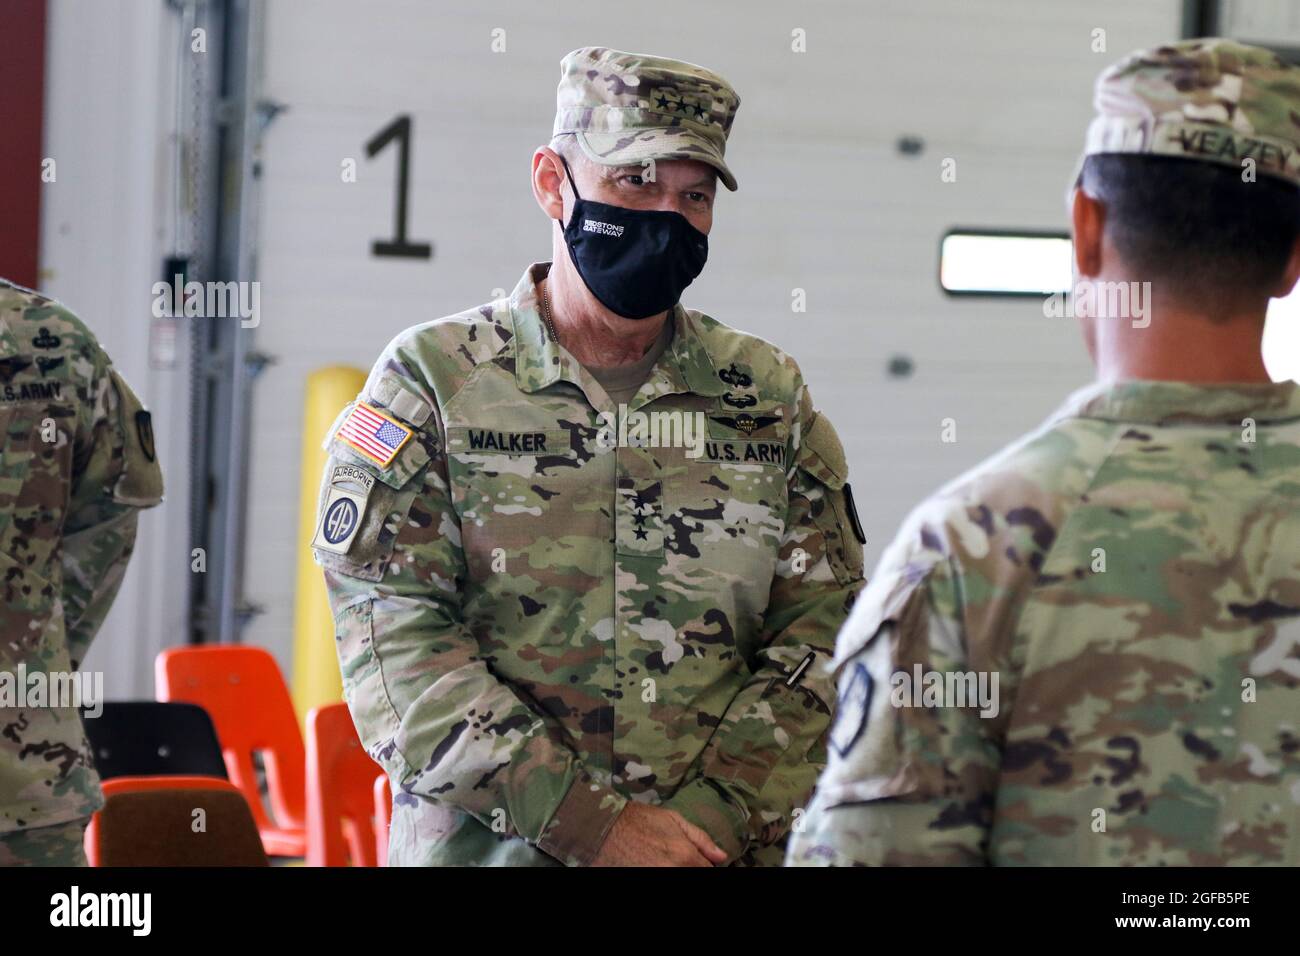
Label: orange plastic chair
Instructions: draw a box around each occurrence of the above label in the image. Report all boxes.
[85,775,269,866]
[374,774,392,867]
[305,702,384,866]
[155,646,307,857]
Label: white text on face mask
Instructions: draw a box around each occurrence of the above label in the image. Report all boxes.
[582,219,625,238]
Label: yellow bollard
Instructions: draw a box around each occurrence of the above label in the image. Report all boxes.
[292,366,367,727]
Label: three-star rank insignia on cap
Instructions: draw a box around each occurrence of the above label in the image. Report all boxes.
[337,402,412,468]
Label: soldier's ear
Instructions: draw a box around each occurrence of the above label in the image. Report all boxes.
[1269,234,1300,300]
[1070,186,1105,278]
[531,147,567,223]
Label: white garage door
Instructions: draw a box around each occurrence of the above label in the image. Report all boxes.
[245,0,1185,668]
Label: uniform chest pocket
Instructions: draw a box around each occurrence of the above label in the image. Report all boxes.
[444,426,585,528]
[666,453,789,561]
[0,548,54,664]
[0,403,74,542]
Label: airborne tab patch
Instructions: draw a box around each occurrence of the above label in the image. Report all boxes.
[311,463,375,555]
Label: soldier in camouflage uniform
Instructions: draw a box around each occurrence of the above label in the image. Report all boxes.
[789,39,1300,866]
[315,47,864,866]
[0,280,164,866]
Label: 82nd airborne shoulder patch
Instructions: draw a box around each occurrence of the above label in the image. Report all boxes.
[311,464,376,555]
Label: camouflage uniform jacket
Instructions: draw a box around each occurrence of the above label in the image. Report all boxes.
[315,262,864,866]
[0,279,164,833]
[788,379,1300,866]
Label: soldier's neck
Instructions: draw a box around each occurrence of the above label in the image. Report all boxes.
[540,261,667,367]
[1092,288,1274,384]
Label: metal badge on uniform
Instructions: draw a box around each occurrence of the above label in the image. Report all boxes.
[0,356,32,383]
[337,402,412,468]
[717,362,759,409]
[718,362,752,389]
[311,464,376,555]
[710,412,780,435]
[829,662,873,758]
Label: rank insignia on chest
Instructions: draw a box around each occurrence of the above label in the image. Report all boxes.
[337,402,412,467]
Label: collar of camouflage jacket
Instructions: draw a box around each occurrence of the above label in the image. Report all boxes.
[1059,379,1300,426]
[508,261,727,399]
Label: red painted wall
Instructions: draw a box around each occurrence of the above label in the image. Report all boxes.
[0,0,47,289]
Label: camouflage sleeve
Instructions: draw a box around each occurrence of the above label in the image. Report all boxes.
[785,556,999,866]
[317,382,626,867]
[61,355,164,669]
[665,388,864,860]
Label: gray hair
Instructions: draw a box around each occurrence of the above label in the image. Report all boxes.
[549,133,595,176]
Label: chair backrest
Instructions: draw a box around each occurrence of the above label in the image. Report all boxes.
[84,701,227,779]
[86,775,269,867]
[306,702,383,866]
[155,646,307,833]
[374,774,391,867]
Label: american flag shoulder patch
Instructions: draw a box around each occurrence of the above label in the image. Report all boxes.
[337,402,413,467]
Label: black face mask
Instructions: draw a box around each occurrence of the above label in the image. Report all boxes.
[558,156,709,320]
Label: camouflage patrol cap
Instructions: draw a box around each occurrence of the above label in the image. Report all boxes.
[1079,38,1300,186]
[553,47,741,191]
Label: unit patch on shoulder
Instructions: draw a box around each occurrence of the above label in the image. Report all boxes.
[337,402,413,467]
[135,410,156,462]
[829,662,873,758]
[311,463,376,555]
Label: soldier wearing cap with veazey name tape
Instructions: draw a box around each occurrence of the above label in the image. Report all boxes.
[0,279,163,866]
[313,46,865,866]
[789,38,1300,867]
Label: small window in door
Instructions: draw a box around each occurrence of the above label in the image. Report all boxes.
[939,229,1072,297]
